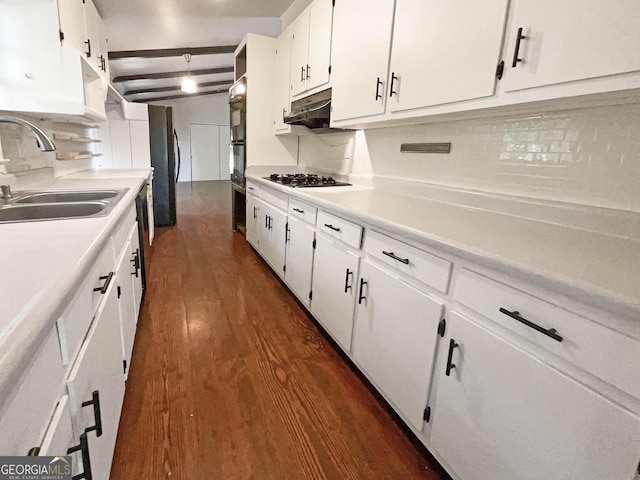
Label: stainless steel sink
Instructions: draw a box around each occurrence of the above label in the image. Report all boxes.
[0,187,129,223]
[16,190,120,204]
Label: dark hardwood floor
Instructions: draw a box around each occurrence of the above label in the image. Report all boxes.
[110,181,451,480]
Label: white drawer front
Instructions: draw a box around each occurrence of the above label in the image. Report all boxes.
[317,210,363,249]
[454,269,640,399]
[288,198,317,225]
[260,186,288,212]
[246,181,260,197]
[111,204,136,260]
[365,230,452,293]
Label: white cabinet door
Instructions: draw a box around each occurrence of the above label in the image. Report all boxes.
[330,0,395,122]
[284,216,315,307]
[246,194,260,248]
[503,0,640,92]
[353,260,443,431]
[39,395,75,456]
[387,0,509,112]
[83,0,101,68]
[306,0,333,91]
[258,201,287,278]
[115,240,136,379]
[290,10,311,97]
[310,233,360,352]
[128,223,143,320]
[57,0,86,53]
[430,311,640,480]
[67,278,125,480]
[273,26,293,133]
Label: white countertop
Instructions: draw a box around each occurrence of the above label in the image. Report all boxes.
[0,168,150,404]
[247,171,640,321]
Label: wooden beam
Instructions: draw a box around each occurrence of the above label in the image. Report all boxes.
[124,80,233,96]
[109,45,238,60]
[112,66,234,83]
[136,89,230,103]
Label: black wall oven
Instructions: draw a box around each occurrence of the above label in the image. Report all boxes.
[229,77,246,187]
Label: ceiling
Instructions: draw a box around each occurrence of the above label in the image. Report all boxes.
[94,0,296,102]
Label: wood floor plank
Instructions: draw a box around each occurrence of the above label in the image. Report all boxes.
[110,181,451,480]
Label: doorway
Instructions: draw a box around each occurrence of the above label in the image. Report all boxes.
[189,123,231,181]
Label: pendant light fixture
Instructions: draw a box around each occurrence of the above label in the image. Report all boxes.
[181,53,197,94]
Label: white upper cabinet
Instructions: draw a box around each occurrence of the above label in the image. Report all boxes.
[82,0,109,78]
[502,0,640,92]
[290,0,334,98]
[273,24,294,133]
[57,0,86,53]
[387,0,509,112]
[330,0,395,122]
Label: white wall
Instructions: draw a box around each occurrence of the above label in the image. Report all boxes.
[299,104,640,212]
[150,93,230,182]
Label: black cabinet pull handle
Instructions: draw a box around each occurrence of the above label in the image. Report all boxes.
[375,77,383,100]
[499,308,563,342]
[68,433,93,480]
[93,271,114,294]
[82,390,103,437]
[445,339,459,376]
[265,214,269,228]
[130,251,140,277]
[301,66,305,82]
[306,64,310,80]
[324,223,341,232]
[344,268,353,293]
[389,72,399,97]
[84,38,91,58]
[382,251,409,264]
[511,27,527,68]
[358,278,367,304]
[285,222,290,243]
[253,206,257,219]
[293,208,304,214]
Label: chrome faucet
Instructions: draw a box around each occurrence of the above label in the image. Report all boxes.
[0,184,12,199]
[0,115,56,152]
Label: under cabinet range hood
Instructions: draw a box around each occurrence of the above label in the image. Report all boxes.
[284,88,348,131]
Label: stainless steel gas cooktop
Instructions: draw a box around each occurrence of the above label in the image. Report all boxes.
[264,173,352,188]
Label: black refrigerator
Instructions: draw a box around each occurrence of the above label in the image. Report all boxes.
[148,105,178,227]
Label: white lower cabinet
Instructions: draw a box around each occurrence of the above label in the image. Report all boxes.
[129,222,143,320]
[353,259,443,431]
[284,216,315,307]
[430,311,640,480]
[257,200,287,278]
[310,233,361,352]
[66,262,126,480]
[246,193,260,248]
[115,238,136,379]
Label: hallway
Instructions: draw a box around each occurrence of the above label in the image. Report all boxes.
[110,180,450,480]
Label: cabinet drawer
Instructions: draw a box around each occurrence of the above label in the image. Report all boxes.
[0,330,64,456]
[260,186,288,212]
[365,230,452,293]
[317,210,362,249]
[246,181,260,197]
[454,269,640,399]
[288,198,317,225]
[111,204,136,260]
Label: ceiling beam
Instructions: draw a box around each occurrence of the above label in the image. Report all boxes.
[124,80,233,96]
[109,45,238,60]
[137,89,230,103]
[112,66,234,83]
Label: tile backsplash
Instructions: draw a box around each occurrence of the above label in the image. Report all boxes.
[299,104,640,212]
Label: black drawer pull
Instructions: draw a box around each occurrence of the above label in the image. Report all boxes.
[511,27,527,68]
[375,77,383,100]
[324,223,341,232]
[84,38,91,58]
[301,66,305,82]
[445,339,458,376]
[265,214,269,228]
[268,216,273,230]
[382,251,409,264]
[285,222,290,243]
[253,206,257,219]
[68,433,93,480]
[389,72,399,97]
[130,250,140,277]
[293,208,305,214]
[93,271,114,294]
[358,278,367,304]
[82,390,103,437]
[499,308,563,342]
[344,268,353,293]
[306,64,310,80]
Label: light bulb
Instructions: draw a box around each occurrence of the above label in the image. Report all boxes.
[181,77,197,93]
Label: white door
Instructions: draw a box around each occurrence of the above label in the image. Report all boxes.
[330,0,395,122]
[306,0,333,91]
[274,25,294,132]
[387,0,509,111]
[353,260,443,431]
[290,10,311,97]
[218,125,231,180]
[503,0,640,92]
[57,0,87,53]
[128,223,143,319]
[115,241,136,379]
[246,194,260,248]
[284,216,315,307]
[310,234,360,352]
[190,124,221,181]
[430,311,640,480]
[258,202,287,278]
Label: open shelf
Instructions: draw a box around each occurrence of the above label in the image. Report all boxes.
[52,132,101,143]
[55,152,103,161]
